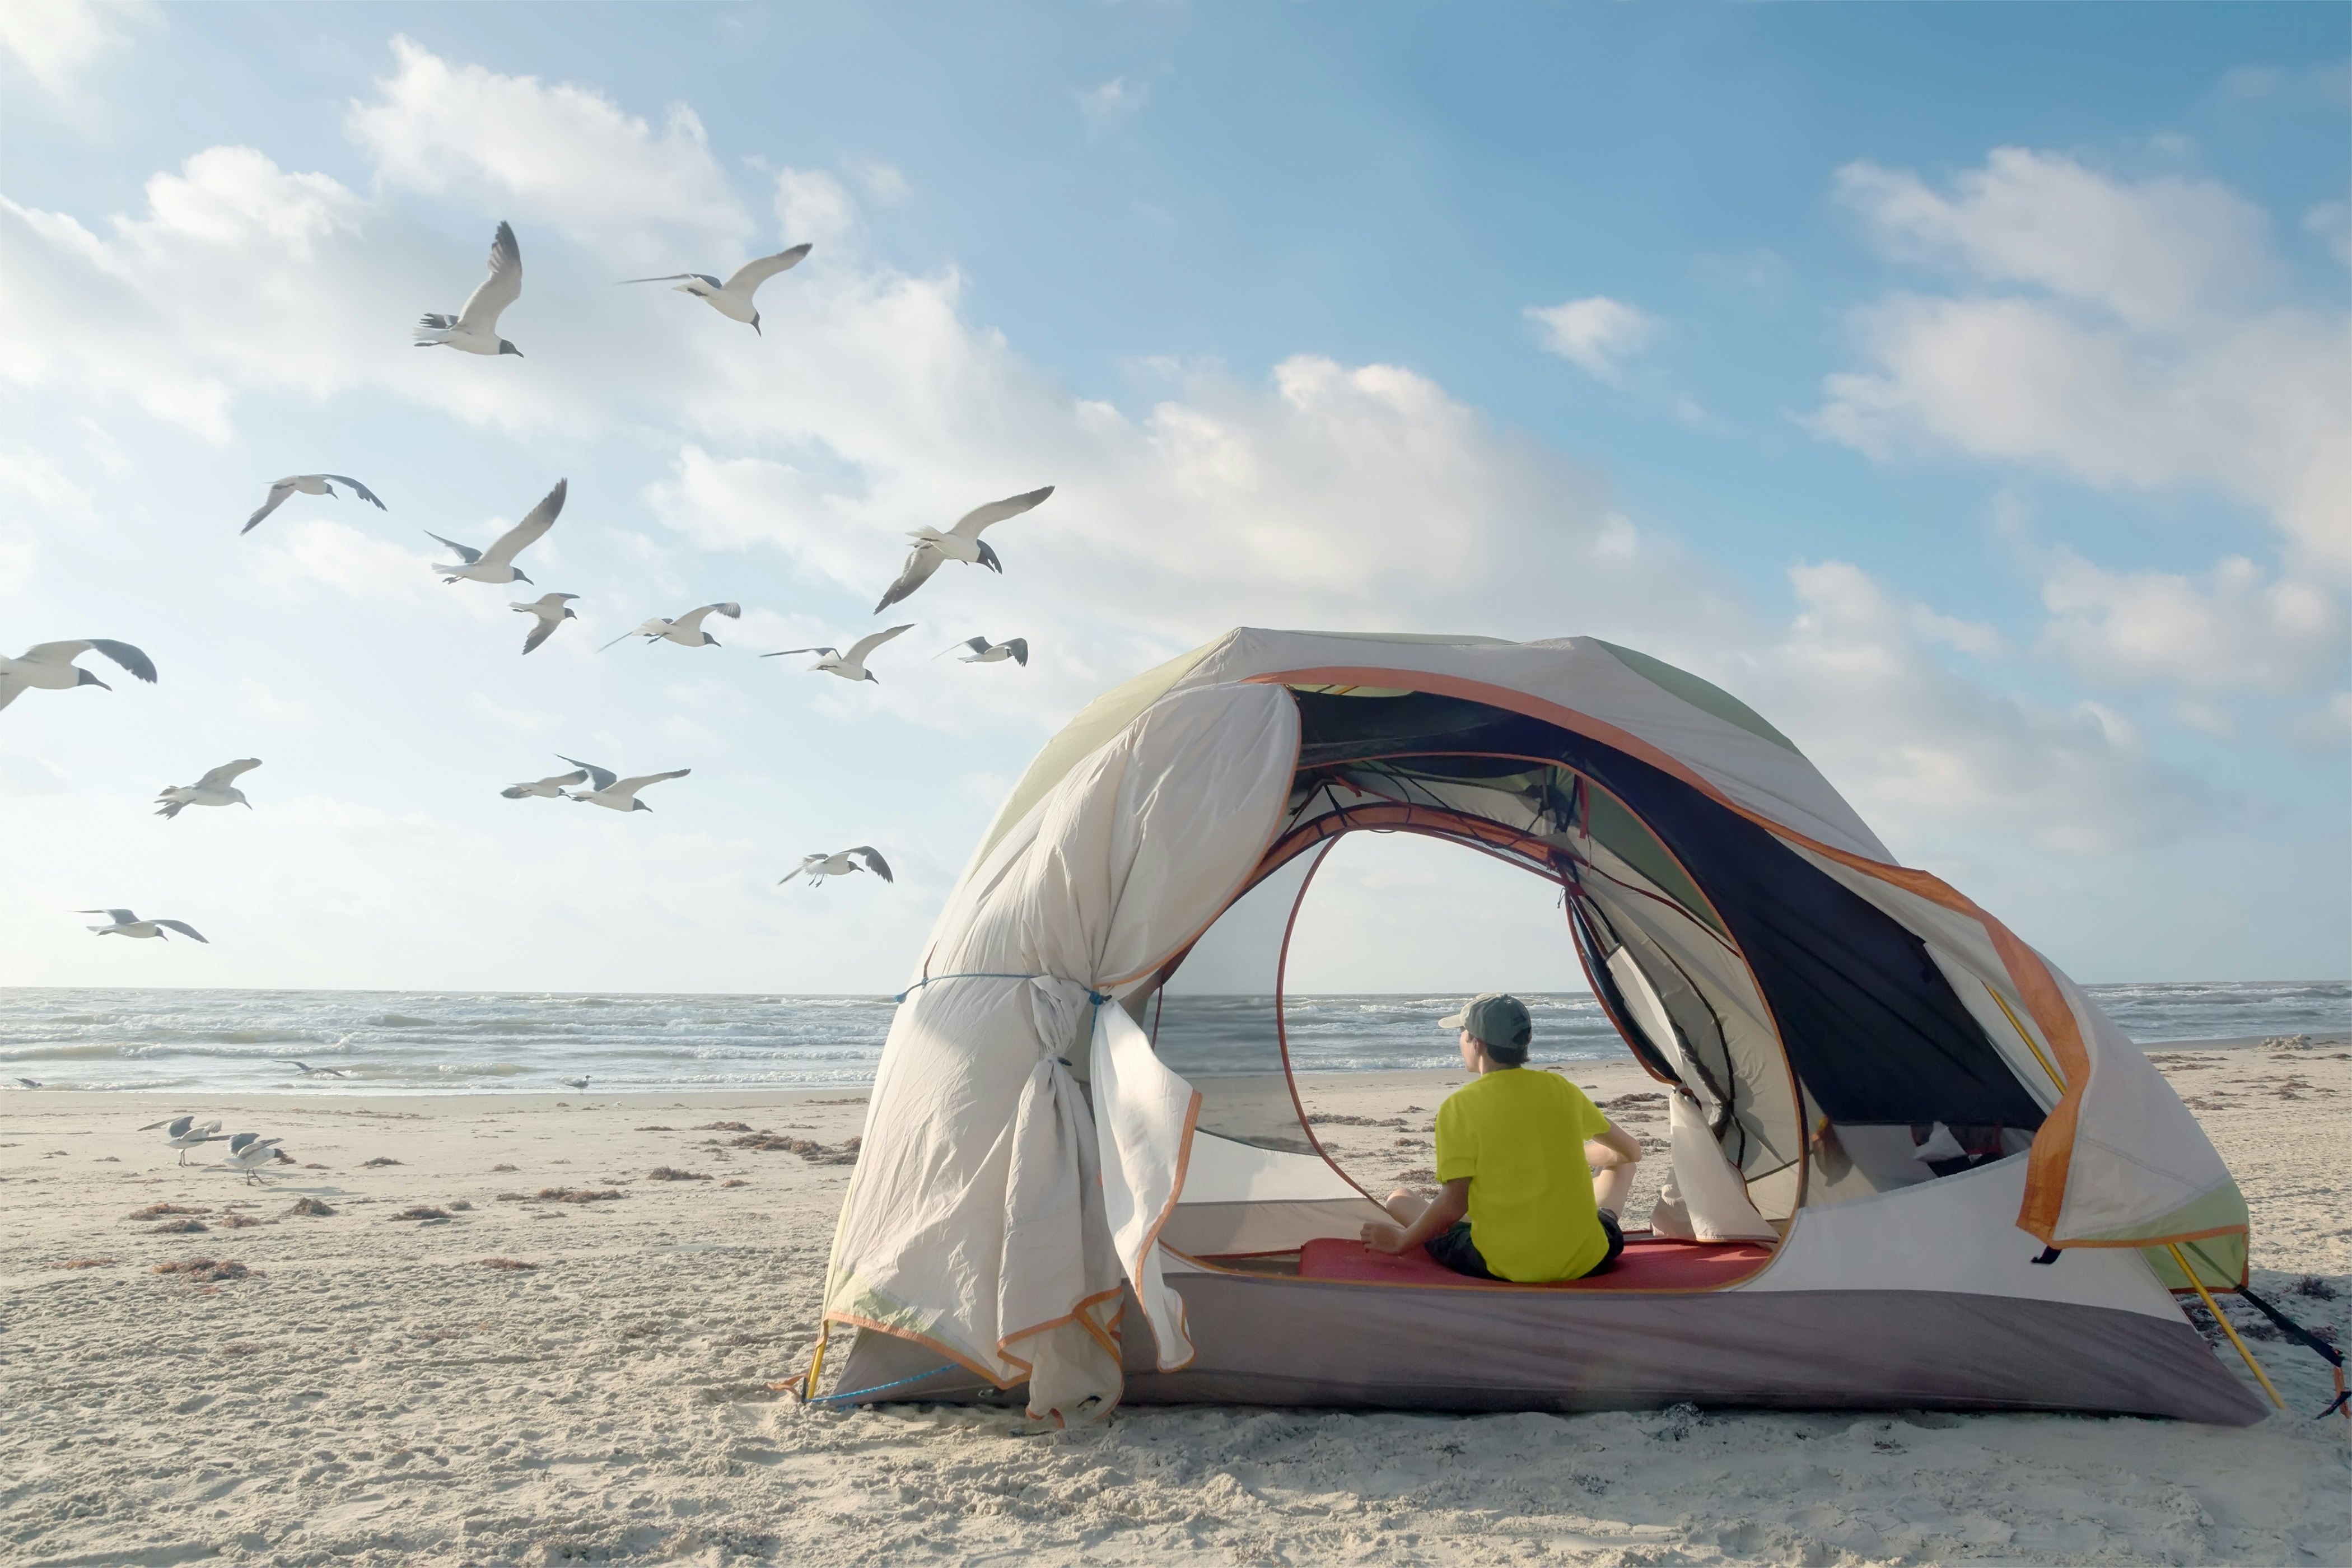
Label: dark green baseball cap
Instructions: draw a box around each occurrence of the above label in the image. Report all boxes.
[1439,992,1533,1051]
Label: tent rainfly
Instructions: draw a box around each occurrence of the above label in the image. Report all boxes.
[809,630,2267,1425]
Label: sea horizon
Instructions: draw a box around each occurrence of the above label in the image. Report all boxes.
[2,981,2345,1097]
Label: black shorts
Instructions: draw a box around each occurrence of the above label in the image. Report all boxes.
[1425,1210,1624,1282]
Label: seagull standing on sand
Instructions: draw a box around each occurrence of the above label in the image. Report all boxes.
[0,640,157,714]
[141,1114,226,1165]
[275,1060,351,1079]
[83,909,208,943]
[221,1132,284,1184]
[502,766,589,800]
[558,756,690,813]
[242,474,384,535]
[512,592,580,655]
[620,243,811,334]
[872,487,1053,613]
[156,759,261,819]
[598,602,740,651]
[778,847,894,888]
[940,636,1028,666]
[428,479,565,586]
[414,221,525,356]
[762,624,912,683]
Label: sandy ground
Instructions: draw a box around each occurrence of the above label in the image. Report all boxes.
[4,1042,2349,1567]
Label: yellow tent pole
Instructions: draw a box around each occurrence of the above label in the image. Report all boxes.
[800,1319,830,1403]
[2169,1243,2284,1411]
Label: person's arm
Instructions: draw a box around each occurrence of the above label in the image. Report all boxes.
[1361,1178,1469,1255]
[1587,1119,1641,1217]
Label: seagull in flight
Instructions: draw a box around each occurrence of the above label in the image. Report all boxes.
[156,758,261,819]
[414,220,525,356]
[221,1131,285,1184]
[13,1077,43,1089]
[83,909,208,943]
[242,474,384,535]
[427,479,564,585]
[873,486,1052,613]
[778,847,894,888]
[502,767,589,800]
[512,592,580,655]
[275,1060,351,1079]
[940,636,1028,666]
[140,1114,226,1165]
[598,601,740,651]
[558,755,690,813]
[620,242,811,334]
[762,623,912,683]
[0,640,157,715]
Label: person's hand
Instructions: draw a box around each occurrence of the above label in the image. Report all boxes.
[1360,1221,1410,1254]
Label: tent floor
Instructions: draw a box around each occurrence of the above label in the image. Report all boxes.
[1292,1234,1773,1291]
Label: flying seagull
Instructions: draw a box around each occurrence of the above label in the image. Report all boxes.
[598,601,741,652]
[762,623,912,684]
[221,1131,285,1184]
[619,242,811,334]
[13,1077,41,1089]
[940,636,1028,666]
[778,847,894,888]
[83,909,207,943]
[140,1114,226,1165]
[557,755,690,813]
[414,220,524,356]
[274,1060,351,1079]
[156,758,262,819]
[0,640,157,715]
[512,592,580,655]
[502,767,589,800]
[242,474,384,535]
[872,486,1052,613]
[427,478,564,585]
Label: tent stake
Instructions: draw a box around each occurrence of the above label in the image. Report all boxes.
[2169,1243,2284,1411]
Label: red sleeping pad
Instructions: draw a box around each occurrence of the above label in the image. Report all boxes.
[1296,1234,1774,1291]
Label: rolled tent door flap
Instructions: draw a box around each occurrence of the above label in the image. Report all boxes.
[1090,1001,1203,1371]
[821,680,1299,1420]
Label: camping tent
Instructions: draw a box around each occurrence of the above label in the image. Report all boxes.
[812,629,2265,1425]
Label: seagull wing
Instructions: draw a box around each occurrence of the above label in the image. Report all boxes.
[155,920,208,943]
[80,908,138,924]
[872,545,942,613]
[321,475,385,510]
[613,768,689,800]
[522,616,563,654]
[1003,637,1029,666]
[673,602,740,633]
[846,623,913,664]
[776,853,824,886]
[425,531,482,566]
[85,640,158,683]
[227,1131,260,1155]
[455,221,523,334]
[479,479,566,571]
[194,758,262,790]
[848,846,894,883]
[948,486,1054,539]
[760,645,838,659]
[723,243,813,297]
[619,272,722,288]
[244,480,298,534]
[557,755,617,792]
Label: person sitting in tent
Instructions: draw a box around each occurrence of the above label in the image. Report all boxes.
[1361,992,1642,1281]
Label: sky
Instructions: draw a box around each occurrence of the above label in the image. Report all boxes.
[1,2,2345,995]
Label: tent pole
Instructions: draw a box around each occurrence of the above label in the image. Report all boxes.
[2169,1243,2284,1411]
[800,1319,831,1403]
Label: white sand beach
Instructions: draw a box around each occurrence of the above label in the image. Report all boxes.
[4,1041,2348,1567]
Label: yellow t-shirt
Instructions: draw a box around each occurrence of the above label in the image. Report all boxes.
[1434,1068,1614,1282]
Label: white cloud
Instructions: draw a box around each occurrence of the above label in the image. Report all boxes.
[0,0,150,99]
[1524,296,1658,383]
[773,167,856,247]
[2037,549,2345,694]
[236,679,312,728]
[1817,150,2351,573]
[1752,561,2224,858]
[2307,199,2351,267]
[468,692,561,732]
[843,158,911,207]
[347,36,744,237]
[1076,76,1150,133]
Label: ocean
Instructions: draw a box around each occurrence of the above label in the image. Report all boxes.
[0,981,2344,1097]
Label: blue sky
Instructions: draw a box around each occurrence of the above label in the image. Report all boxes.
[2,2,2345,993]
